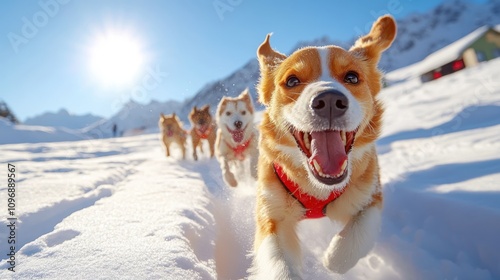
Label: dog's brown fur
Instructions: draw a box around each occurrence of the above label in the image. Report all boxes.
[189,105,217,161]
[159,113,187,159]
[250,15,397,278]
[215,89,259,187]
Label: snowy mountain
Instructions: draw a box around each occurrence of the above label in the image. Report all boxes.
[0,100,19,124]
[24,109,104,130]
[178,60,261,119]
[180,0,500,113]
[82,99,182,139]
[383,0,500,71]
[0,117,88,145]
[0,99,182,144]
[1,57,499,279]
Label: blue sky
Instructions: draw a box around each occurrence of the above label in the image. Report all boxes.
[0,0,486,121]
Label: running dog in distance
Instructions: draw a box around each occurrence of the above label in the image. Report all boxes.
[159,113,187,160]
[189,105,217,161]
[215,88,258,187]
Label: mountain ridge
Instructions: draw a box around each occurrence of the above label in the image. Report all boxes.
[18,0,500,138]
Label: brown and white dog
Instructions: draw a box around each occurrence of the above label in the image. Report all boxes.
[189,105,217,161]
[159,113,187,160]
[215,88,259,187]
[250,16,397,278]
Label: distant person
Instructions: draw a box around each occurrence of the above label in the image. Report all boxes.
[112,123,118,137]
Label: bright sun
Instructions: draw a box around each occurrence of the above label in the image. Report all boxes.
[89,31,144,88]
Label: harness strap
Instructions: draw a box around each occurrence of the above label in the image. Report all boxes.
[225,135,253,161]
[273,162,345,219]
[195,124,213,139]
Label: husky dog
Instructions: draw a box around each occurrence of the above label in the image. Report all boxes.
[215,89,258,187]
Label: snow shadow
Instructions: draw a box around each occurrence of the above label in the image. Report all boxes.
[389,158,500,211]
[179,158,226,197]
[378,104,500,146]
[0,187,113,257]
[382,186,500,278]
[394,158,500,189]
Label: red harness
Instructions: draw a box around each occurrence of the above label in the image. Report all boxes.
[273,162,345,219]
[225,135,253,161]
[194,125,213,139]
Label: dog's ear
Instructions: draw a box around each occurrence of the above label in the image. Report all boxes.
[193,106,198,112]
[257,34,287,105]
[239,88,250,100]
[350,15,396,63]
[257,34,286,69]
[240,88,254,113]
[160,113,165,118]
[172,112,176,118]
[217,97,227,117]
[202,105,210,112]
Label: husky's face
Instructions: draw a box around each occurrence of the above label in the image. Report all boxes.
[217,89,255,144]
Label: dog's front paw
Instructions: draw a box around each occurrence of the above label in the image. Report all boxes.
[322,234,357,274]
[250,165,258,179]
[323,207,381,274]
[223,171,237,187]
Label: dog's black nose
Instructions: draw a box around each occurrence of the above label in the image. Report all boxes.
[311,90,348,119]
[234,120,243,129]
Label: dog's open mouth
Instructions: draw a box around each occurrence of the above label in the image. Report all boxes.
[292,129,356,185]
[226,125,247,143]
[197,124,209,133]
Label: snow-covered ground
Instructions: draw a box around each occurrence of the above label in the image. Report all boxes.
[0,118,88,145]
[1,59,499,279]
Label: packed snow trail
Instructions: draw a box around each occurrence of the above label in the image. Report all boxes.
[0,136,220,279]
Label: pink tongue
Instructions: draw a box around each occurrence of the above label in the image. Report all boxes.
[199,125,208,133]
[232,130,244,143]
[309,131,347,176]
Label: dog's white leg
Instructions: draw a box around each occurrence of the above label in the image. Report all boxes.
[191,136,199,161]
[250,153,258,179]
[250,223,302,280]
[166,144,170,157]
[323,205,381,274]
[209,138,215,158]
[221,159,237,187]
[180,142,186,160]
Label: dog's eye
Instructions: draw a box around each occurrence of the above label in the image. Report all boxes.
[226,111,231,116]
[241,110,246,115]
[344,72,359,84]
[286,75,300,88]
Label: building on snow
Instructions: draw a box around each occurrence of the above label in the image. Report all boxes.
[420,25,500,83]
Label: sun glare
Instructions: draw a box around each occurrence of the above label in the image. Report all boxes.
[89,30,144,88]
